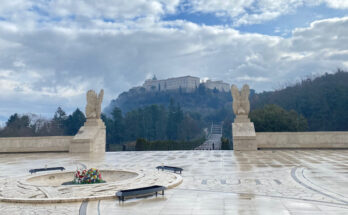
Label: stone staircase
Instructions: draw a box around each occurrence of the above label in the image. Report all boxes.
[195,122,222,150]
[211,123,222,135]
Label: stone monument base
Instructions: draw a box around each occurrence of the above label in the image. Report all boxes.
[69,119,106,153]
[234,115,251,123]
[232,120,257,151]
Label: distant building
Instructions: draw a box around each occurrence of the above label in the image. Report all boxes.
[141,75,230,93]
[143,76,200,92]
[203,80,230,92]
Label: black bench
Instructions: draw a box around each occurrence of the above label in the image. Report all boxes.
[116,185,166,202]
[156,165,183,174]
[29,167,65,174]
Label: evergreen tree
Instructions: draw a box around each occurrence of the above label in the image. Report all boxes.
[166,98,183,140]
[64,108,86,135]
[101,113,114,147]
[0,114,35,137]
[251,69,348,131]
[6,113,30,129]
[111,107,124,144]
[124,110,141,141]
[250,104,308,132]
[52,107,67,135]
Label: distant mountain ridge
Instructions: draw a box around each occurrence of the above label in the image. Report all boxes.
[105,70,348,131]
[104,75,234,116]
[104,84,236,116]
[250,70,348,131]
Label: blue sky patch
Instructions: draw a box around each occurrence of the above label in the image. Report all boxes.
[237,4,348,37]
[162,3,348,38]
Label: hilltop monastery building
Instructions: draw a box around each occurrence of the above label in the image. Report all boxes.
[142,76,230,92]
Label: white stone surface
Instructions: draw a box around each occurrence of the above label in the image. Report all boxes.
[25,170,138,187]
[0,150,347,214]
[0,168,181,202]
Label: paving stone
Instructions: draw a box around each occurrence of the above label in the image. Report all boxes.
[0,150,347,214]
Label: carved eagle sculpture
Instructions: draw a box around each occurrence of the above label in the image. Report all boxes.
[231,84,250,116]
[85,89,104,119]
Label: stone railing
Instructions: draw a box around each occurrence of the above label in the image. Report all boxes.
[0,119,106,153]
[0,136,73,153]
[256,132,348,149]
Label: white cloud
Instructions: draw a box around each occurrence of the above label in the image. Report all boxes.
[184,0,307,26]
[235,75,270,82]
[291,17,348,51]
[0,1,347,119]
[324,0,348,9]
[0,0,181,28]
[184,0,348,26]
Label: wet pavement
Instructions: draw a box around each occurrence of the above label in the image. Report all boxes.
[0,150,347,214]
[195,134,222,150]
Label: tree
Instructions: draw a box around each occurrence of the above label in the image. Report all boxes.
[101,113,114,148]
[250,104,308,132]
[198,84,206,95]
[123,110,141,141]
[64,108,86,135]
[166,98,184,140]
[6,113,30,129]
[54,107,67,121]
[111,107,124,144]
[100,102,204,145]
[33,117,53,136]
[178,114,201,140]
[221,137,230,150]
[135,138,147,151]
[251,69,348,131]
[0,113,35,137]
[52,107,67,135]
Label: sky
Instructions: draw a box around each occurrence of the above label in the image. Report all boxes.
[0,0,348,124]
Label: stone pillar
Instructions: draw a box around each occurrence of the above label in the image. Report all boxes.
[232,116,257,151]
[69,119,106,153]
[69,89,106,153]
[231,84,257,151]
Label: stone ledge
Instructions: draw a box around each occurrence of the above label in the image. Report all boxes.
[256,132,348,149]
[0,136,73,140]
[0,169,182,203]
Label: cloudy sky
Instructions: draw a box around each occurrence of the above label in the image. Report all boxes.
[1,0,348,124]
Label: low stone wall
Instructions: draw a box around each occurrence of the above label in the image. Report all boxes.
[256,132,348,149]
[0,136,73,153]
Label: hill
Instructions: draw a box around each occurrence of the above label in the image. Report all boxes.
[104,85,245,119]
[251,70,348,131]
[104,70,348,132]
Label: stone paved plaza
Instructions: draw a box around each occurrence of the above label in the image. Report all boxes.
[0,150,347,214]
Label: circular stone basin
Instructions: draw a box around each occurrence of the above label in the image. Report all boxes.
[26,170,138,187]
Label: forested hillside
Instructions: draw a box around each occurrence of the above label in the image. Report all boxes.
[105,70,348,133]
[104,85,239,118]
[0,108,85,137]
[1,70,347,145]
[251,70,348,131]
[101,99,204,145]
